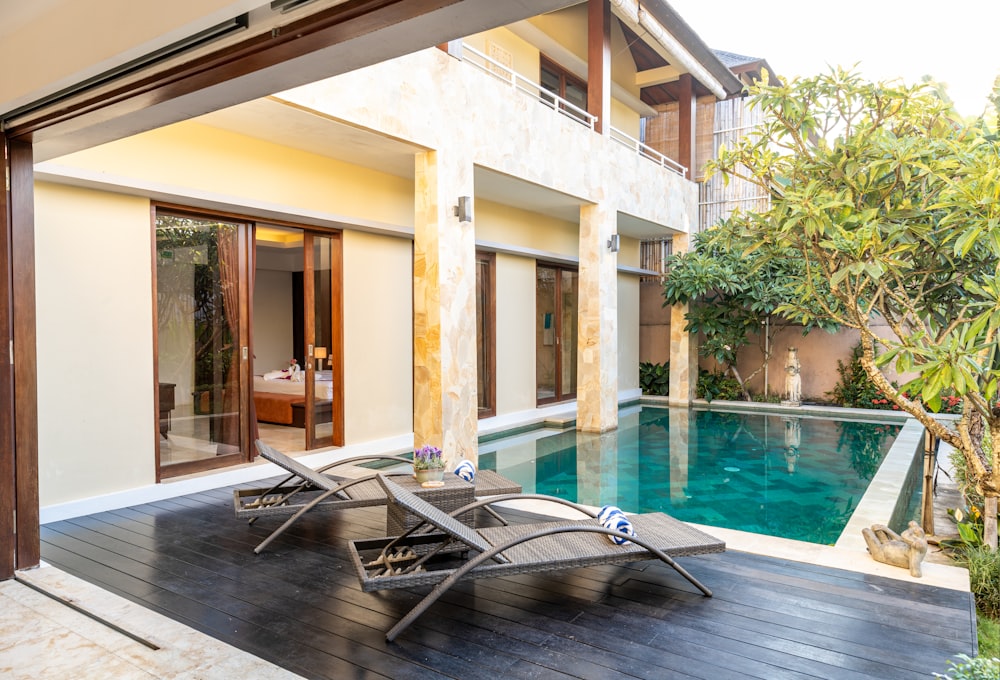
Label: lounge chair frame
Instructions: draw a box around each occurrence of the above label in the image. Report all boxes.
[242,441,521,554]
[349,475,726,641]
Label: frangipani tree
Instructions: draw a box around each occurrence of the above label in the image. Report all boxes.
[661,230,838,399]
[706,68,1000,548]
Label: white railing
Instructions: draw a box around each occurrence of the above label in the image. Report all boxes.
[460,44,690,177]
[461,44,597,130]
[609,127,686,177]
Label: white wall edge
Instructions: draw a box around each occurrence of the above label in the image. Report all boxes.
[40,433,414,524]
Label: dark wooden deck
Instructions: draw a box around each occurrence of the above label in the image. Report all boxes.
[40,479,977,679]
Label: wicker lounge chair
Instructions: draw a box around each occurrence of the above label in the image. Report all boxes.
[349,474,726,641]
[239,441,522,554]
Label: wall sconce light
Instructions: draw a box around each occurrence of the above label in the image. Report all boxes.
[607,234,620,253]
[454,196,474,223]
[313,346,327,371]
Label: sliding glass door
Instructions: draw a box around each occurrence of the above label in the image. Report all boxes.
[155,211,251,477]
[304,232,339,449]
[536,264,578,404]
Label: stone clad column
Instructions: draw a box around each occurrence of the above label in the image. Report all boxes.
[575,430,619,507]
[413,150,478,467]
[577,202,618,433]
[668,232,698,405]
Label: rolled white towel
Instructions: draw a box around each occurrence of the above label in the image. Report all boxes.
[453,460,476,483]
[598,505,635,545]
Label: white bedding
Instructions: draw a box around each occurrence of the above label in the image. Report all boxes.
[254,371,333,400]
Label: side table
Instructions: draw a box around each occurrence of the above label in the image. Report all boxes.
[386,475,474,535]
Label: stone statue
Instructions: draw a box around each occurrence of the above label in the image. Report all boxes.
[782,347,801,406]
[783,417,801,473]
[862,521,928,577]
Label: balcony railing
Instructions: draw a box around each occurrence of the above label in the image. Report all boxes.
[461,45,596,130]
[609,127,686,177]
[460,44,686,177]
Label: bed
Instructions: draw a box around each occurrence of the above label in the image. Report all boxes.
[253,371,333,427]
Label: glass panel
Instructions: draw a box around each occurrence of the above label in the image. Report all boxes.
[560,269,579,396]
[536,266,557,402]
[540,66,560,107]
[156,214,243,467]
[309,235,334,447]
[476,256,492,413]
[565,81,587,111]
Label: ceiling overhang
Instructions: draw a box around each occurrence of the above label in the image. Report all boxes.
[7,0,580,161]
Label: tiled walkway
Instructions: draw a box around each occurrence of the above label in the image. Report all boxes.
[0,566,299,679]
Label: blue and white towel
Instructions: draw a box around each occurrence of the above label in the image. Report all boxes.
[598,505,635,545]
[453,459,476,483]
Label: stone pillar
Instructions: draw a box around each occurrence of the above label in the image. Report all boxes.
[413,151,478,467]
[575,430,619,508]
[668,232,698,405]
[577,202,618,433]
[668,408,691,504]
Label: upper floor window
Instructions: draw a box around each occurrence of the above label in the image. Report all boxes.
[540,56,588,119]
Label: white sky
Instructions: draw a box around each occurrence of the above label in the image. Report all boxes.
[667,0,1000,117]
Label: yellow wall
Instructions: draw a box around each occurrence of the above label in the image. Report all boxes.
[529,6,587,63]
[476,199,579,258]
[54,121,415,228]
[35,182,156,506]
[342,230,414,441]
[618,274,640,392]
[495,254,538,414]
[465,28,540,86]
[617,235,641,269]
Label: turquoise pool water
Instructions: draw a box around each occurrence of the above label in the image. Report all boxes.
[479,406,902,545]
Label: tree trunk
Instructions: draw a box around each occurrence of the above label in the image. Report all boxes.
[986,496,998,551]
[728,364,752,401]
[921,430,936,536]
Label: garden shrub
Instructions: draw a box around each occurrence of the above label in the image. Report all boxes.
[829,343,963,413]
[961,546,1000,619]
[696,370,742,402]
[933,654,1000,680]
[639,362,669,396]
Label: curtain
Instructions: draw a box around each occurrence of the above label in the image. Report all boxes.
[217,224,241,455]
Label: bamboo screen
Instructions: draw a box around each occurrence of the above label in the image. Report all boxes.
[698,97,769,231]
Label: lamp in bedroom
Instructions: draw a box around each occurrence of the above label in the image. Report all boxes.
[313,346,328,371]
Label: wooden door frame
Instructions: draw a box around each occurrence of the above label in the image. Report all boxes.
[1,133,39,576]
[303,232,318,449]
[537,262,578,406]
[302,230,344,449]
[152,206,254,480]
[476,251,496,418]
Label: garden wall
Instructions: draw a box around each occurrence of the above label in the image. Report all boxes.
[639,281,908,402]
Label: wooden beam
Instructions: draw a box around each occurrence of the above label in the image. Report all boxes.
[677,73,696,180]
[9,137,38,571]
[635,65,682,88]
[587,0,611,135]
[7,0,462,144]
[0,134,15,579]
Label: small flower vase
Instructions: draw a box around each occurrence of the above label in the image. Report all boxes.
[414,468,444,485]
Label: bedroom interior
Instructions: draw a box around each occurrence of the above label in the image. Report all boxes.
[252,224,336,450]
[156,218,340,476]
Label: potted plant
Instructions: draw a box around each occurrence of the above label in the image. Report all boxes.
[413,445,445,485]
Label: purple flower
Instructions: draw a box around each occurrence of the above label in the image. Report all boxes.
[414,444,443,470]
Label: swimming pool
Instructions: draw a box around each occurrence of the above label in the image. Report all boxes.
[479,405,903,545]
